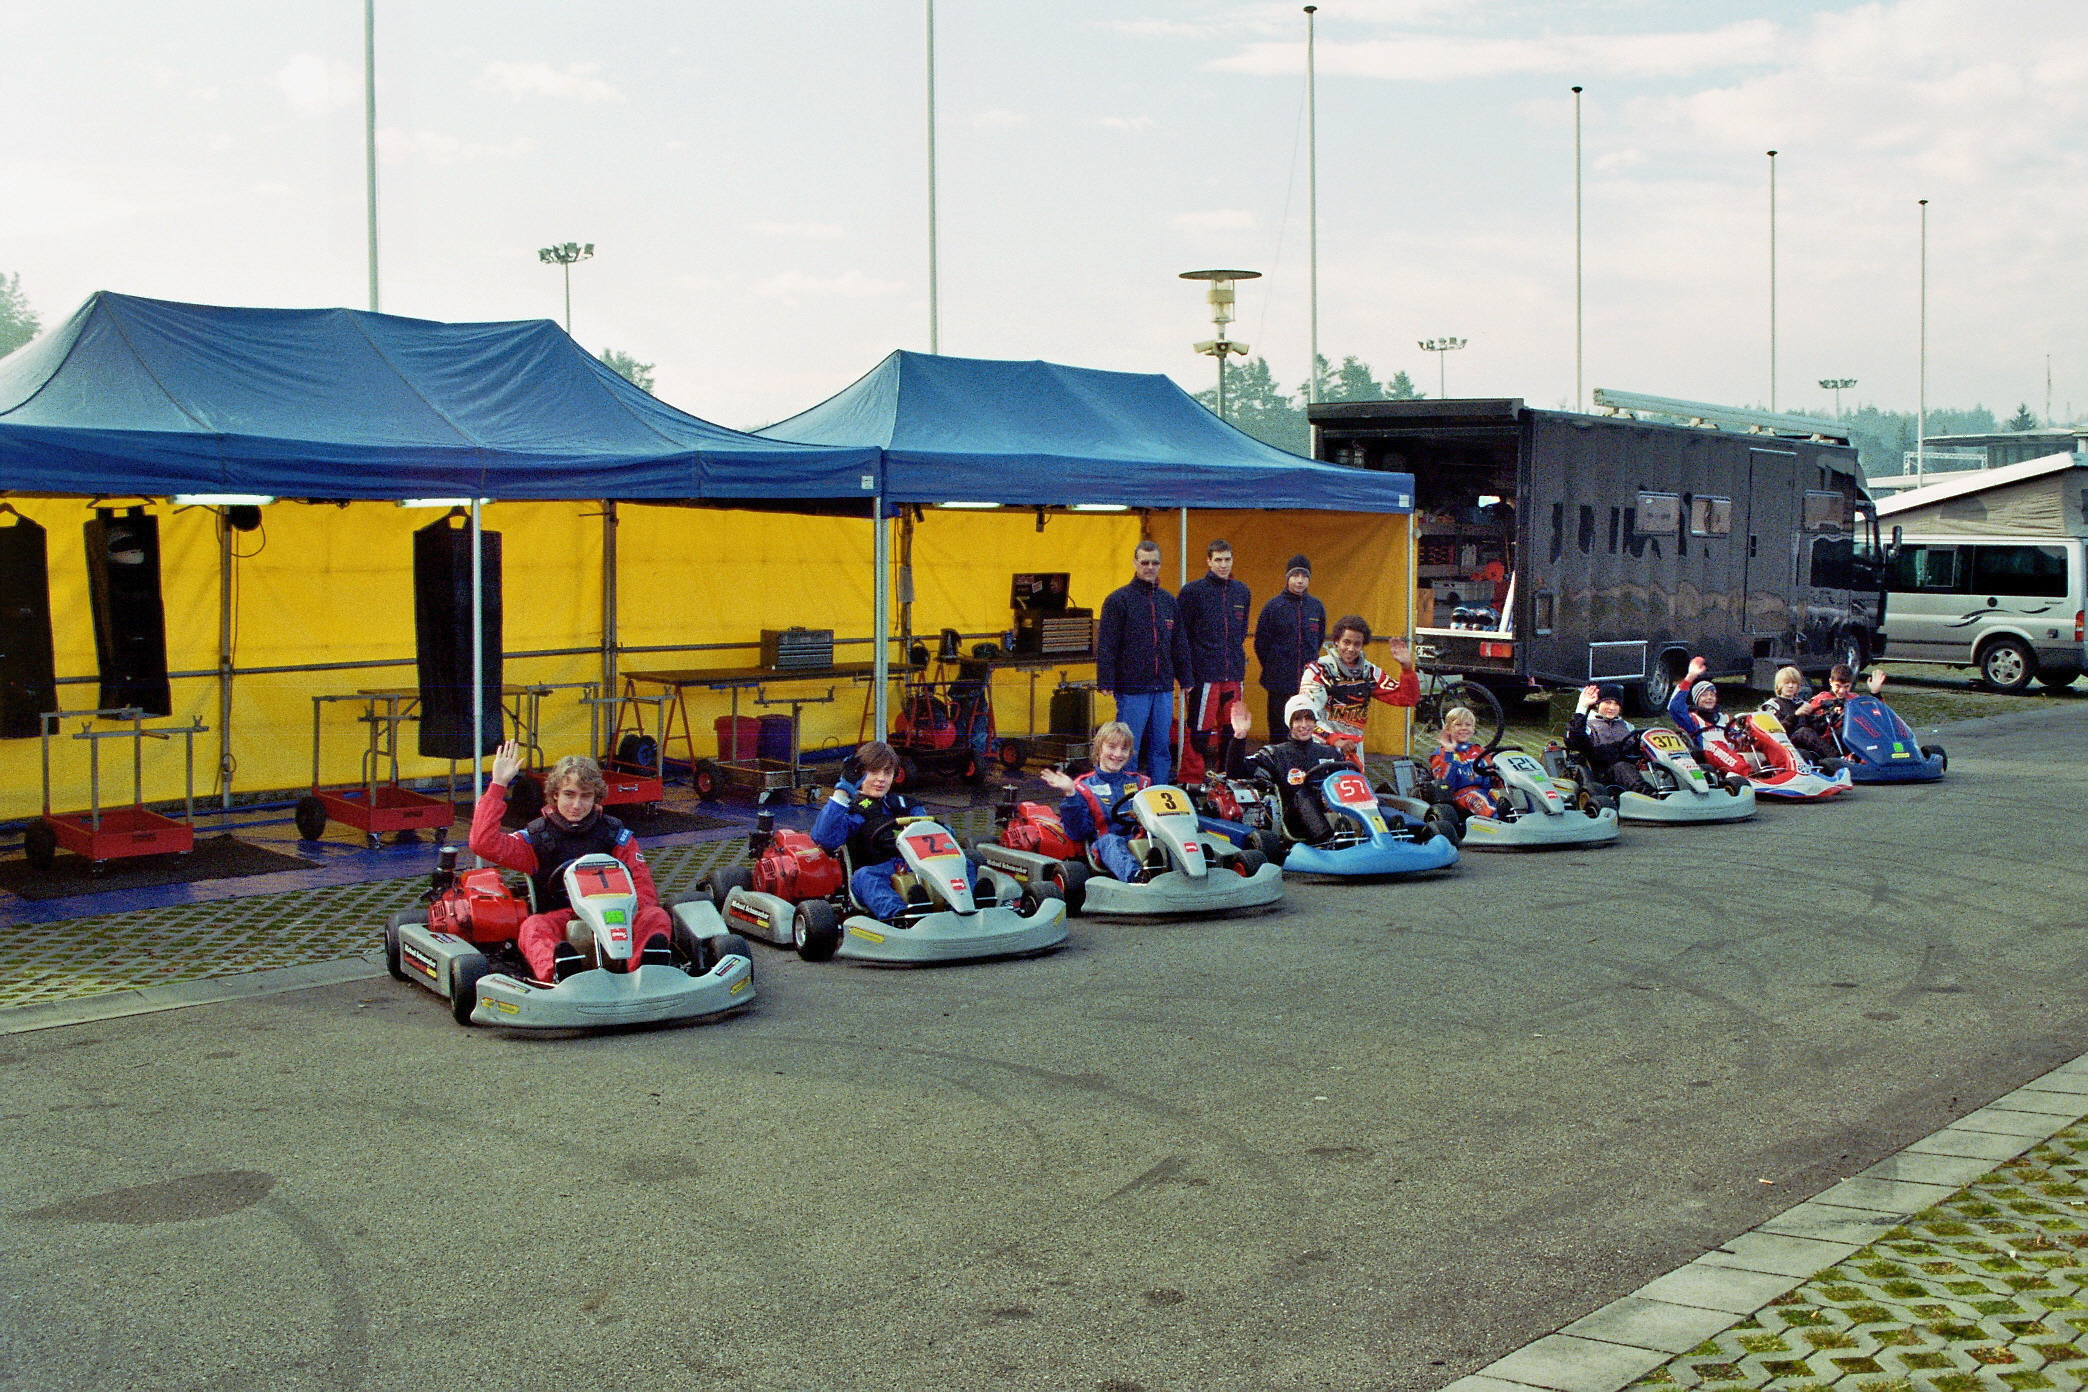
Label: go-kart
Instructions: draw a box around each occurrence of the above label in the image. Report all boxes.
[1697,711,1852,800]
[1555,728,1756,825]
[708,809,1067,964]
[383,845,754,1029]
[1824,695,1946,783]
[975,781,1285,916]
[1426,747,1621,850]
[1198,760,1458,876]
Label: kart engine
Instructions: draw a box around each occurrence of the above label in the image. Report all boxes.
[427,866,527,944]
[998,801,1081,860]
[753,829,845,900]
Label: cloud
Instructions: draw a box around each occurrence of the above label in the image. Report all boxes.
[1171,209,1257,231]
[748,270,905,301]
[972,109,1028,128]
[271,53,358,117]
[474,60,623,103]
[1212,21,1783,80]
[747,221,847,240]
[1092,115,1155,130]
[376,129,534,166]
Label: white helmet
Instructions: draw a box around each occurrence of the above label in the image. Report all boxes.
[1283,694,1321,728]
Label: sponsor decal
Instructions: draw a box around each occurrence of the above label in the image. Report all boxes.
[402,945,440,980]
[1287,769,1306,785]
[488,998,519,1015]
[610,924,629,942]
[1181,842,1198,856]
[846,925,886,943]
[730,978,750,994]
[728,904,767,927]
[602,909,627,925]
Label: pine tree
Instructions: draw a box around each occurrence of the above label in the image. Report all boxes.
[0,274,39,358]
[600,348,655,392]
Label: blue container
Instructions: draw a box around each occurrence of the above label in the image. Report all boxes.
[756,714,795,763]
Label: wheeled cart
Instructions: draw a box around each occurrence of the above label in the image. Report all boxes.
[29,707,208,872]
[298,690,455,849]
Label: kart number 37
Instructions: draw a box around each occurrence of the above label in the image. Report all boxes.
[1644,730,1686,753]
[1136,787,1192,818]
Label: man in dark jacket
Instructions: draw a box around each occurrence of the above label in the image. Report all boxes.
[1096,539,1193,783]
[1253,554,1327,738]
[1174,537,1251,782]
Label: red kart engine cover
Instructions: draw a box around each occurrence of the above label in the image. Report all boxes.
[428,866,527,944]
[1201,779,1243,822]
[753,829,846,901]
[999,802,1082,860]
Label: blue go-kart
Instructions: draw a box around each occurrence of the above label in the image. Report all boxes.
[1829,694,1947,783]
[1195,760,1459,876]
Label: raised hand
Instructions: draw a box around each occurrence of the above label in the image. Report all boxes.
[489,739,523,788]
[1385,636,1415,670]
[1040,767,1075,794]
[1229,702,1253,739]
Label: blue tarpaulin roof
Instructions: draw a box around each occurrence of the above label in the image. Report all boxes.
[758,351,1414,512]
[0,292,882,501]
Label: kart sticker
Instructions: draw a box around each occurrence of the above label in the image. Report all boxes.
[402,945,440,980]
[1644,729,1687,752]
[1328,772,1374,807]
[730,977,750,994]
[487,998,518,1015]
[846,925,886,942]
[602,909,627,926]
[901,827,962,859]
[572,862,635,898]
[1136,787,1193,818]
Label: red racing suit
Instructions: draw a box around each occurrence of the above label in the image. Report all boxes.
[469,782,670,981]
[1298,654,1419,767]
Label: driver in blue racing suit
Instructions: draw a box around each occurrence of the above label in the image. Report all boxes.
[813,740,980,919]
[1040,721,1149,882]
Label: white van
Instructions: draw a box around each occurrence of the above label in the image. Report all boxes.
[1881,534,2087,690]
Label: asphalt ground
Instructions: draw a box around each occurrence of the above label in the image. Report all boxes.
[1,691,2085,1391]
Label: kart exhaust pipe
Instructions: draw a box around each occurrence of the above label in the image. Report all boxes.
[749,809,775,855]
[995,784,1018,826]
[432,843,458,895]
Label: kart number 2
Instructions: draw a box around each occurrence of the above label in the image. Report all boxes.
[1136,787,1192,817]
[902,827,961,859]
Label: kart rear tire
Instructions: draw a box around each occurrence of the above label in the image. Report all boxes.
[22,820,56,872]
[383,909,416,981]
[450,952,491,1026]
[1426,803,1464,846]
[1234,848,1267,877]
[709,864,753,910]
[1050,861,1089,916]
[1921,743,1948,771]
[996,739,1028,771]
[793,900,842,962]
[1244,828,1286,868]
[1723,773,1749,796]
[293,794,328,843]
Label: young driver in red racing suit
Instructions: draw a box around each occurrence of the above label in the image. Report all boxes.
[470,740,672,982]
[1295,616,1419,770]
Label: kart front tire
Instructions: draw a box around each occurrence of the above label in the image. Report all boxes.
[1921,743,1948,771]
[1234,848,1267,877]
[450,952,491,1026]
[709,864,753,911]
[1050,860,1089,916]
[1244,828,1286,868]
[1021,880,1064,915]
[383,909,416,981]
[1426,803,1463,846]
[1723,774,1749,796]
[706,933,753,971]
[793,901,842,962]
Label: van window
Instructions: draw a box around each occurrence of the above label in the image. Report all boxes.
[1803,491,1849,533]
[1887,544,1963,593]
[1637,492,1679,534]
[1808,535,1853,589]
[1690,496,1732,537]
[1968,543,2069,598]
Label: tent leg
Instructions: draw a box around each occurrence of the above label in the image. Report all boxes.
[601,501,619,715]
[873,496,890,738]
[1176,506,1188,784]
[471,499,484,860]
[217,508,234,812]
[898,508,914,666]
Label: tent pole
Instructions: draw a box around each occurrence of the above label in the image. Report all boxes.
[218,509,234,812]
[873,495,890,738]
[898,509,914,669]
[1176,507,1188,782]
[601,501,619,708]
[470,500,484,846]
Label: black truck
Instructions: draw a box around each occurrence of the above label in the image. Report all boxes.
[1308,398,1883,709]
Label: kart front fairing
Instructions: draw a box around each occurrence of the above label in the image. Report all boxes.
[1836,695,1945,783]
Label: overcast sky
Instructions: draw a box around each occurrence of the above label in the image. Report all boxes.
[2,0,2081,430]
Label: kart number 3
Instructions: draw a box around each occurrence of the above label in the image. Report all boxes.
[1136,787,1191,817]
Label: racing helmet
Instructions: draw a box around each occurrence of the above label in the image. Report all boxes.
[1283,694,1321,729]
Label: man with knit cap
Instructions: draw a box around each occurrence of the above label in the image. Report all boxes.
[1253,554,1327,739]
[1096,538,1193,783]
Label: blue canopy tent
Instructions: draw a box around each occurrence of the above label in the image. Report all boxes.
[0,292,892,801]
[759,350,1421,756]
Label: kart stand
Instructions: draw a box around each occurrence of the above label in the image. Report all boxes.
[703,684,835,804]
[586,683,671,807]
[31,707,208,872]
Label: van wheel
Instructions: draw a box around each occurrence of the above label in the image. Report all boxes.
[1834,632,1867,674]
[1636,654,1686,716]
[1979,638,2035,693]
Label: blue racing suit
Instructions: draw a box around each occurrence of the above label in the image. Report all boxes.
[812,780,980,919]
[1057,766,1151,883]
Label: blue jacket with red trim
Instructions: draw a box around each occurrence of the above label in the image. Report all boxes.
[1057,767,1150,842]
[1253,590,1328,696]
[1097,577,1192,694]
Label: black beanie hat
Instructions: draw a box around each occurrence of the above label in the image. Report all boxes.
[1596,683,1625,704]
[1285,554,1312,577]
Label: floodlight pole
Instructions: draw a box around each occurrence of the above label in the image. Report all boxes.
[1768,150,1778,412]
[1419,337,1467,399]
[926,0,940,354]
[1819,378,1857,419]
[538,242,595,335]
[1573,85,1583,412]
[1305,5,1319,407]
[1181,269,1260,421]
[364,0,379,312]
[1918,199,1929,482]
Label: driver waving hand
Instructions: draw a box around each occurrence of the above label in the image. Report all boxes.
[1041,720,1149,883]
[812,740,978,919]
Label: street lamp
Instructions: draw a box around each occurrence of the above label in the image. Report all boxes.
[1180,269,1260,420]
[1418,337,1467,399]
[538,241,595,335]
[1819,378,1857,418]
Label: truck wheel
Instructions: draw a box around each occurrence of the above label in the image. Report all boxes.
[1979,638,2035,693]
[22,820,56,871]
[383,908,417,981]
[1637,654,1686,716]
[450,953,491,1026]
[708,864,753,910]
[793,900,842,962]
[1050,860,1089,915]
[294,795,328,842]
[1834,632,1867,674]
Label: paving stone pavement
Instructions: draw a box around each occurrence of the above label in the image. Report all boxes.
[1450,1065,2088,1392]
[0,809,1000,1017]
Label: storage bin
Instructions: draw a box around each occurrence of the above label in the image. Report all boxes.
[715,715,760,760]
[756,714,795,763]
